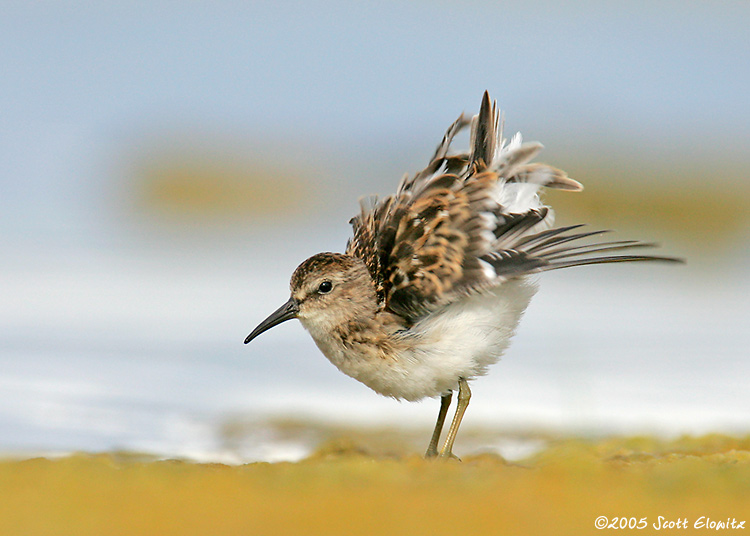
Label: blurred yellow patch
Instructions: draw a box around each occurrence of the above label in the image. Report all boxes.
[545,160,750,251]
[134,157,314,221]
[1,434,748,536]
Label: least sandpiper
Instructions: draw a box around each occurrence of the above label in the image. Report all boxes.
[245,92,681,459]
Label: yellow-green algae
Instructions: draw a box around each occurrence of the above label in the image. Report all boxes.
[1,434,748,536]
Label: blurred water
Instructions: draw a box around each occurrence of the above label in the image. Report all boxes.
[1,230,747,462]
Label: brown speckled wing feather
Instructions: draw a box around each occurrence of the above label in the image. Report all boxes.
[347,92,680,321]
[347,117,496,319]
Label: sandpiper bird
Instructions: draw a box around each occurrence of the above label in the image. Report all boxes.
[245,92,681,459]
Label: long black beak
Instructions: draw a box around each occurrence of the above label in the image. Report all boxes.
[244,297,299,344]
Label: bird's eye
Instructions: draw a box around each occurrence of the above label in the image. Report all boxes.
[318,281,333,294]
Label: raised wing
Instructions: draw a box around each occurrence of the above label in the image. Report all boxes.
[347,92,680,321]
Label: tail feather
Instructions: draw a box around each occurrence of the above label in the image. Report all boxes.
[541,240,645,260]
[468,92,582,216]
[483,220,683,280]
[516,224,587,250]
[431,113,470,162]
[494,140,543,177]
[508,163,583,191]
[398,90,581,212]
[520,224,683,269]
[547,254,683,271]
[527,229,615,254]
[469,91,501,170]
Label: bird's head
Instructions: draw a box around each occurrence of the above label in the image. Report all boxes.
[244,252,376,344]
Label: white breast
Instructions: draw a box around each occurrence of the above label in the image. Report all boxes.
[394,277,537,400]
[307,277,538,402]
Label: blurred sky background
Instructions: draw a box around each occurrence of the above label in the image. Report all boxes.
[1,1,749,462]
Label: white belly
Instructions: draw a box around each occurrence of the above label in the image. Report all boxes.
[308,278,538,401]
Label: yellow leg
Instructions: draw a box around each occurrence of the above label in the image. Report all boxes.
[425,392,452,458]
[439,378,471,459]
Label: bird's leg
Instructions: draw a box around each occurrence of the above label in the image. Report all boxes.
[439,378,471,459]
[424,391,452,458]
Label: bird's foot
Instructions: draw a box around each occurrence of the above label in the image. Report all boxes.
[435,450,461,462]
